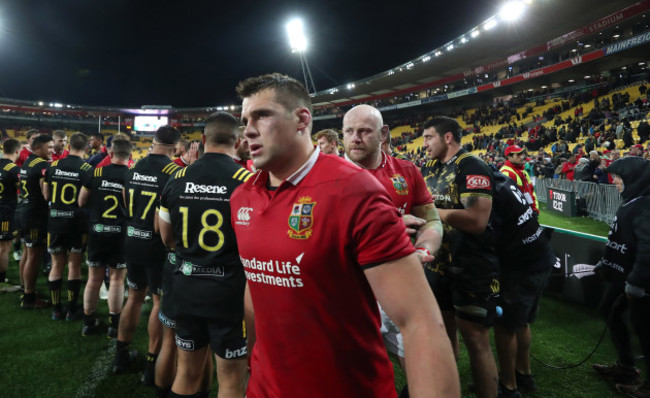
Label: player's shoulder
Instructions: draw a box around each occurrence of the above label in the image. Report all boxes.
[421,158,438,170]
[2,160,18,172]
[160,161,181,176]
[28,156,47,168]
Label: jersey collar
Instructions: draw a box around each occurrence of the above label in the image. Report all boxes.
[252,147,320,187]
[285,146,320,185]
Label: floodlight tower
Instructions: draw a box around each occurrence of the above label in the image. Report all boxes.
[286,18,316,94]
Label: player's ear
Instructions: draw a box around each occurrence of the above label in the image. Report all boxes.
[201,134,206,146]
[380,125,390,144]
[296,107,312,133]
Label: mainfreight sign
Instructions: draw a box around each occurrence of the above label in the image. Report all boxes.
[604,31,650,55]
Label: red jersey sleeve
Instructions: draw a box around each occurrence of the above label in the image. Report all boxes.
[347,171,414,268]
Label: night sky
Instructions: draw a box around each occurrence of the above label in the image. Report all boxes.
[0,0,496,108]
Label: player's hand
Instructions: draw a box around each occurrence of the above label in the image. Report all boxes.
[187,141,199,164]
[415,247,435,265]
[402,214,425,235]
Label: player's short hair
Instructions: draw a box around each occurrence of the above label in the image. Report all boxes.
[26,129,41,140]
[155,125,181,145]
[315,129,339,143]
[203,111,242,146]
[32,134,53,149]
[111,135,132,159]
[236,73,312,114]
[53,130,67,139]
[422,116,462,144]
[89,131,103,141]
[2,138,21,155]
[177,139,190,151]
[69,132,88,151]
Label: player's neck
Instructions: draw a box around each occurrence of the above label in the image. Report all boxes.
[268,143,316,187]
[69,150,85,158]
[441,146,461,163]
[111,157,130,166]
[357,151,383,170]
[204,144,235,159]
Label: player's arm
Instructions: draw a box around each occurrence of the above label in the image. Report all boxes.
[78,187,90,207]
[365,253,460,397]
[437,194,492,234]
[244,281,256,361]
[42,181,50,201]
[410,203,442,263]
[157,206,174,248]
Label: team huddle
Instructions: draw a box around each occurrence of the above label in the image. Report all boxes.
[1,74,558,398]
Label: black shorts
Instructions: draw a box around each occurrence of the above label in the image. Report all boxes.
[126,255,165,295]
[0,211,15,241]
[174,313,247,359]
[159,251,177,329]
[87,232,125,269]
[47,229,86,254]
[496,266,551,330]
[426,265,501,327]
[17,207,48,247]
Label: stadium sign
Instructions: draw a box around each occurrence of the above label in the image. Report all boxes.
[548,188,576,217]
[604,30,650,55]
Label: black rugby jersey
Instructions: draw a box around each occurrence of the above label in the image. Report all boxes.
[18,154,50,216]
[490,171,554,273]
[124,154,180,262]
[420,149,497,273]
[46,155,93,229]
[84,164,129,234]
[160,153,252,317]
[0,159,20,211]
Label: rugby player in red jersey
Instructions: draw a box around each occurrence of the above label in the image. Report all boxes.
[231,73,459,398]
[343,104,443,396]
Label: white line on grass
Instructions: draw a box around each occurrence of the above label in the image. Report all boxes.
[74,339,116,398]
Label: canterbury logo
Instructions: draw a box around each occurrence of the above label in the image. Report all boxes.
[238,207,253,222]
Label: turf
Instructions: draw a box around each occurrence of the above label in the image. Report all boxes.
[538,202,611,237]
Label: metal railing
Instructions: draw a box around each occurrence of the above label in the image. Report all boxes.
[535,178,622,223]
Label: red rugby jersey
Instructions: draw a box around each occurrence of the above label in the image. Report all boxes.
[364,152,432,214]
[231,150,413,398]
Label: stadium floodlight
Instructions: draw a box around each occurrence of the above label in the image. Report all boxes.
[286,17,316,94]
[286,19,307,53]
[347,83,355,89]
[447,44,454,51]
[499,1,527,22]
[471,30,480,38]
[460,37,467,44]
[484,18,498,31]
[422,56,431,62]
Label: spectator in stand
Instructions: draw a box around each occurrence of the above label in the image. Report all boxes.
[594,159,610,184]
[16,129,42,167]
[500,145,539,213]
[562,154,577,181]
[574,158,592,182]
[51,130,69,161]
[637,121,650,144]
[629,145,644,157]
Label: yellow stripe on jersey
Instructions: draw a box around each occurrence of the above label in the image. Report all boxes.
[233,168,253,181]
[94,167,103,177]
[162,163,180,175]
[232,168,246,180]
[159,206,169,214]
[29,158,45,167]
[3,163,16,171]
[51,160,59,167]
[80,163,92,171]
